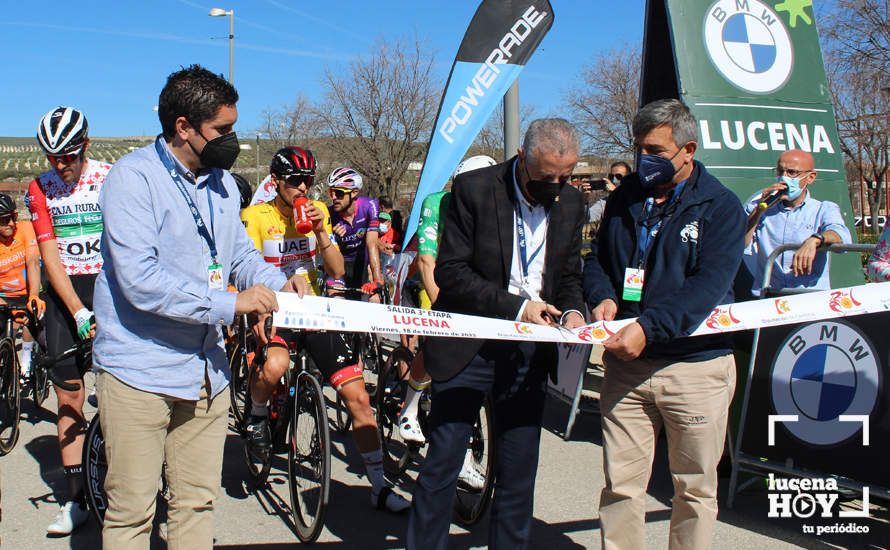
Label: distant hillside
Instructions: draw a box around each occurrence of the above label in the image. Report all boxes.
[0,137,153,182]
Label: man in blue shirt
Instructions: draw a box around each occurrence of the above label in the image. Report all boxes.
[743,149,852,296]
[93,65,307,549]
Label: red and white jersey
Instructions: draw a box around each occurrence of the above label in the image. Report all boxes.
[26,158,110,275]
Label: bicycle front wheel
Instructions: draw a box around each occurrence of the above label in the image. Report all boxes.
[82,414,107,525]
[30,342,50,407]
[376,346,414,476]
[228,331,253,432]
[0,337,21,455]
[288,371,330,543]
[453,396,496,526]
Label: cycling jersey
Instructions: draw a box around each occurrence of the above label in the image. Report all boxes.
[26,158,110,275]
[0,221,38,297]
[240,199,335,295]
[330,196,379,263]
[416,191,451,259]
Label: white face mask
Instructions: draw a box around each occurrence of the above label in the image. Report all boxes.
[379,223,389,233]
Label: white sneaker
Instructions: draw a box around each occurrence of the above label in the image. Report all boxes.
[46,501,90,535]
[398,411,426,444]
[457,451,486,492]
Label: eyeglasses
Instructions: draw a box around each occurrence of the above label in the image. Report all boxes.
[776,167,812,178]
[0,214,17,225]
[329,188,352,199]
[284,175,314,188]
[47,151,81,165]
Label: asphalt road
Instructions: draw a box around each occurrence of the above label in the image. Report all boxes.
[1,373,888,549]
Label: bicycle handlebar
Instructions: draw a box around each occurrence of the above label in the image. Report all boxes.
[37,339,93,392]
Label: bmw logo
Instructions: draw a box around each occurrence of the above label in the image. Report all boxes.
[770,322,880,446]
[703,0,794,94]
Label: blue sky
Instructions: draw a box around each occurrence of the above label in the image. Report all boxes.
[0,1,644,137]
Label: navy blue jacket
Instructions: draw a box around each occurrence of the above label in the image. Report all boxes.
[583,161,745,361]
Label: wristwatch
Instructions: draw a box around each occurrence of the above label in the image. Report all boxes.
[810,232,825,246]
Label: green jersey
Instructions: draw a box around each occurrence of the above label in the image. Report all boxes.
[416,191,451,258]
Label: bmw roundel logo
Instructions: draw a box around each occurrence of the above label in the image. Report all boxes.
[704,0,794,94]
[770,322,880,446]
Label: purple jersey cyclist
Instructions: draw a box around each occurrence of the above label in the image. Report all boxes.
[328,167,383,287]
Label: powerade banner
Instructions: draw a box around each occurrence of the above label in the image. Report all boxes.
[644,0,860,286]
[403,0,554,244]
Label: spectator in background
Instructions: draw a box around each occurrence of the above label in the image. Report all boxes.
[742,149,851,296]
[378,196,404,247]
[867,219,890,281]
[377,211,401,256]
[587,161,631,229]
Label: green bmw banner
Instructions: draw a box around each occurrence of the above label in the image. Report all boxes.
[643,0,861,286]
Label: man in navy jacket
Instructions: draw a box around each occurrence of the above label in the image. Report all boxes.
[583,99,745,550]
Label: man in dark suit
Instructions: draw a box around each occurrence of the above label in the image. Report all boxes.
[407,118,587,549]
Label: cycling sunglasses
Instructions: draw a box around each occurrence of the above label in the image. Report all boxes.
[0,213,16,225]
[284,175,314,188]
[47,150,82,165]
[329,188,353,199]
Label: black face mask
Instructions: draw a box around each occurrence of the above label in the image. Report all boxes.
[523,160,563,209]
[189,129,240,170]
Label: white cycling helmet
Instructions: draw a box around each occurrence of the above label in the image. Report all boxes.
[328,166,363,191]
[454,155,497,178]
[37,106,88,155]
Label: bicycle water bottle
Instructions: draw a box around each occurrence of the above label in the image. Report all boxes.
[293,197,313,234]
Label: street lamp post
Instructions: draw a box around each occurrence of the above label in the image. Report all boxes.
[209,8,234,84]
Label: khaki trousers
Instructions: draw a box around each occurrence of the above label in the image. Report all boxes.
[97,371,230,550]
[598,353,736,550]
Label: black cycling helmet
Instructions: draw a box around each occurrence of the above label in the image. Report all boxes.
[270,146,316,182]
[0,194,15,215]
[231,173,253,209]
[37,106,89,155]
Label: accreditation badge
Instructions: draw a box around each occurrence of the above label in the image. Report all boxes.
[208,262,224,290]
[622,267,644,302]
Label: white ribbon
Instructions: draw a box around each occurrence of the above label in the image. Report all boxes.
[273,281,890,345]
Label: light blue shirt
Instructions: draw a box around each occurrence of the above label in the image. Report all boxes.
[93,139,287,400]
[743,190,851,296]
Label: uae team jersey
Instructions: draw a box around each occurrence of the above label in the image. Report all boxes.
[241,200,335,295]
[330,196,379,263]
[0,221,39,297]
[26,158,110,275]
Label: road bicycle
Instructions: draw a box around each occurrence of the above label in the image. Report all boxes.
[376,337,496,526]
[240,318,331,543]
[0,300,47,455]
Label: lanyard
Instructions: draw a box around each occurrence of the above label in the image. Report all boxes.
[154,137,218,262]
[636,181,686,269]
[514,193,547,281]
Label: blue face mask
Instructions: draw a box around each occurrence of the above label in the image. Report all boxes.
[779,175,803,201]
[637,148,682,189]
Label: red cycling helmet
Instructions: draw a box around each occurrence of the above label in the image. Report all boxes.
[270,146,316,183]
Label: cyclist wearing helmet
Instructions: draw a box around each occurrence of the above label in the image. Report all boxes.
[241,148,409,513]
[398,156,497,472]
[28,106,109,535]
[25,107,111,535]
[328,167,383,288]
[0,193,44,379]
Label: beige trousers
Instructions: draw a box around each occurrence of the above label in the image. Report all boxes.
[598,353,736,550]
[97,371,230,550]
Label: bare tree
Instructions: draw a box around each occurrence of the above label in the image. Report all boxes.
[313,37,438,200]
[822,2,890,235]
[472,102,536,162]
[259,94,321,150]
[564,44,641,159]
[822,0,889,80]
